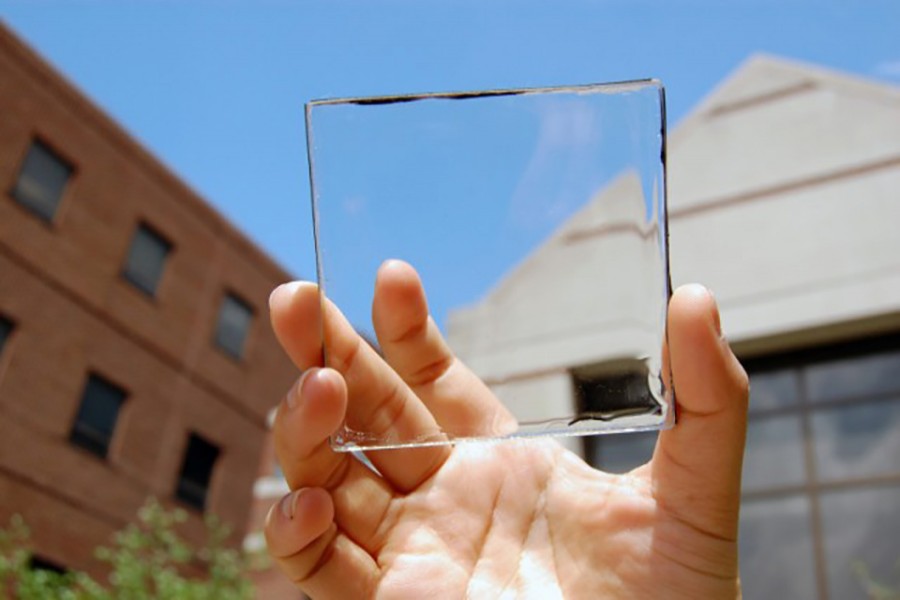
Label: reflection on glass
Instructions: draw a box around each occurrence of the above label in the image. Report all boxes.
[748,369,799,412]
[812,398,900,481]
[307,81,671,450]
[742,414,806,492]
[739,496,818,600]
[820,485,900,599]
[806,350,900,404]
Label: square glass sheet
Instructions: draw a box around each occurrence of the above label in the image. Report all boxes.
[306,80,673,451]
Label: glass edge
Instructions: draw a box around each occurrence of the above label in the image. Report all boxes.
[303,102,328,369]
[305,78,665,108]
[329,418,670,453]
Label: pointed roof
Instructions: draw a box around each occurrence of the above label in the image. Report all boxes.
[667,54,900,216]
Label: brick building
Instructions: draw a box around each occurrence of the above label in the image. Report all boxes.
[0,21,297,579]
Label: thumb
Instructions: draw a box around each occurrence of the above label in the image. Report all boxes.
[652,284,749,541]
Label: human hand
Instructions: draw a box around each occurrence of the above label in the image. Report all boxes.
[265,260,748,599]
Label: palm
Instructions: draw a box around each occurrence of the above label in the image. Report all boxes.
[365,441,734,599]
[265,262,747,599]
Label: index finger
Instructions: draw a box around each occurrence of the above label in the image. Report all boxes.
[269,281,450,493]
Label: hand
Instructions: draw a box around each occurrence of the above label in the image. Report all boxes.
[264,260,748,599]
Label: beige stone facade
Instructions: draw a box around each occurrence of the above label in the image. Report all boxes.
[448,55,900,599]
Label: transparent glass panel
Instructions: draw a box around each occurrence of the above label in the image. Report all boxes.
[748,369,799,412]
[820,485,900,599]
[805,349,900,404]
[739,495,818,600]
[742,414,806,492]
[306,81,671,450]
[811,398,900,481]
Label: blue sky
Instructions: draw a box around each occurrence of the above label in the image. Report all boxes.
[1,1,898,328]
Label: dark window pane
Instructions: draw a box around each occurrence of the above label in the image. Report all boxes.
[739,495,818,600]
[748,369,799,412]
[176,433,220,510]
[12,140,72,221]
[215,293,253,359]
[0,315,13,354]
[123,224,172,296]
[69,374,126,458]
[572,365,665,431]
[812,398,900,482]
[805,350,900,404]
[742,414,806,492]
[29,555,66,574]
[587,430,657,473]
[820,485,900,599]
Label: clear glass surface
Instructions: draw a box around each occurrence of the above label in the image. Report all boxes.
[305,80,672,451]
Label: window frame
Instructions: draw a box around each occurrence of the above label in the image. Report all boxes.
[213,291,255,360]
[9,138,75,224]
[574,332,900,597]
[573,364,664,468]
[120,221,174,297]
[175,432,221,512]
[739,332,900,598]
[69,372,128,460]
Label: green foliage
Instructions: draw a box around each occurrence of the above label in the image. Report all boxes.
[0,499,258,599]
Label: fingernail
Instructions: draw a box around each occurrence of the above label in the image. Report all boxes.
[279,489,306,520]
[269,281,302,310]
[706,287,722,336]
[285,368,317,410]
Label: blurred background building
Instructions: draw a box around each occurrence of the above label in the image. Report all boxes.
[449,55,900,600]
[0,20,297,583]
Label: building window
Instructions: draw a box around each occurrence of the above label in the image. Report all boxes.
[577,335,900,597]
[122,223,172,296]
[0,315,13,355]
[29,555,67,575]
[69,374,127,458]
[176,433,220,511]
[11,140,73,222]
[574,366,663,470]
[738,334,900,599]
[585,429,657,474]
[214,293,253,359]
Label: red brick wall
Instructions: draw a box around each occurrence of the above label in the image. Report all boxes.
[0,23,298,579]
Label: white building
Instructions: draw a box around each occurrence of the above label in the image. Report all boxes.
[449,55,900,599]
